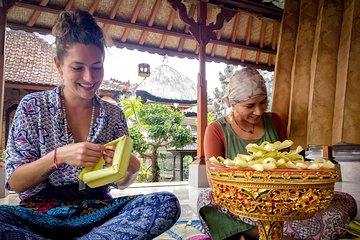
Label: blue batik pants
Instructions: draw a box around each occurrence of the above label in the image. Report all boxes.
[0,191,180,240]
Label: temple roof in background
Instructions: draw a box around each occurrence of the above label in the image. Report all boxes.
[135,64,196,104]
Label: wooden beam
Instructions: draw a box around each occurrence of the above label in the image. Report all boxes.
[26,0,49,27]
[110,32,276,70]
[271,21,278,50]
[267,21,278,66]
[208,0,283,21]
[240,15,253,62]
[102,0,121,33]
[267,54,273,66]
[10,2,276,56]
[5,83,54,91]
[64,0,74,11]
[15,1,59,14]
[226,12,240,60]
[88,0,100,15]
[210,27,223,56]
[139,0,161,45]
[121,0,144,42]
[9,19,275,55]
[7,21,276,64]
[159,8,176,48]
[259,19,266,48]
[255,19,266,64]
[2,0,16,10]
[177,3,196,52]
[245,15,253,45]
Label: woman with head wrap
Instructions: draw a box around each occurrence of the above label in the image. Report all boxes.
[197,68,357,240]
[205,68,287,163]
[197,68,287,240]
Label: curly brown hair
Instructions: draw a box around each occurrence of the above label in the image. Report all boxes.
[52,10,105,63]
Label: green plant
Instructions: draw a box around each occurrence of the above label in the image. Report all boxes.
[207,112,216,123]
[135,163,152,183]
[121,98,193,182]
[183,155,193,168]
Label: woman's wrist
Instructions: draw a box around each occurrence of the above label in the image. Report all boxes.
[53,148,64,169]
[116,170,139,190]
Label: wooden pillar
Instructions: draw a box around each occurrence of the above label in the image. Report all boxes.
[0,2,6,153]
[169,0,236,164]
[0,0,7,198]
[196,1,207,164]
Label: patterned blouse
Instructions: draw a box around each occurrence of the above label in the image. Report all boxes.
[5,87,128,200]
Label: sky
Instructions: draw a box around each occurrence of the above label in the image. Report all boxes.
[36,33,229,97]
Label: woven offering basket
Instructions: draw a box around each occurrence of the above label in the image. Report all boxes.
[208,166,339,240]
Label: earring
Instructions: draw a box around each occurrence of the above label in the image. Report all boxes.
[229,107,234,122]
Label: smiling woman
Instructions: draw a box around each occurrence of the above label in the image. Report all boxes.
[54,43,104,102]
[199,67,287,239]
[0,9,180,239]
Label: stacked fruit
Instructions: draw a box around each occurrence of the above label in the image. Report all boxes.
[209,140,335,171]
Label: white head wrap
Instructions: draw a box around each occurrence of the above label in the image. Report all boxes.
[224,68,267,107]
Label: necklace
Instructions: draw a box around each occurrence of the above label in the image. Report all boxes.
[234,120,255,134]
[60,88,96,143]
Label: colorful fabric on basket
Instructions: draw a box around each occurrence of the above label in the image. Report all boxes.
[283,191,358,240]
[198,189,357,240]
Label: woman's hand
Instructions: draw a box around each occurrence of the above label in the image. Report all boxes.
[115,154,140,189]
[56,142,106,168]
[128,154,141,174]
[102,146,140,174]
[103,145,116,167]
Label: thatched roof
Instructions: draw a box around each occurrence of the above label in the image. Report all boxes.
[4,29,129,93]
[135,64,196,104]
[5,0,283,71]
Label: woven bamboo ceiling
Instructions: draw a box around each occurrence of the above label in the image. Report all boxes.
[4,0,283,71]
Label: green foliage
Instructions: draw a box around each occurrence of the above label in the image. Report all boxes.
[183,155,193,168]
[208,112,216,123]
[170,126,192,148]
[138,104,174,125]
[120,98,193,182]
[120,98,143,122]
[135,163,151,183]
[128,127,148,153]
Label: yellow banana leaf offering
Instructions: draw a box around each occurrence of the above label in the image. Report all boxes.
[344,219,360,239]
[78,135,133,188]
[209,140,335,171]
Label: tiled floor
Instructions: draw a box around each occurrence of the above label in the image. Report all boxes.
[0,181,359,220]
